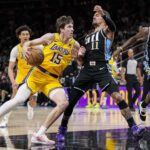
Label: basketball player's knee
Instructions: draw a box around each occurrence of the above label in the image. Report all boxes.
[69,88,84,101]
[111,91,128,110]
[111,92,122,104]
[57,99,69,111]
[13,95,27,104]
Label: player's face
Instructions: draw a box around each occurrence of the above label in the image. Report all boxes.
[92,12,104,26]
[62,23,74,39]
[128,49,134,58]
[19,31,30,43]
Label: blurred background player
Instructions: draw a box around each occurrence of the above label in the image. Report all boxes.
[0,75,11,104]
[0,25,40,127]
[140,34,150,110]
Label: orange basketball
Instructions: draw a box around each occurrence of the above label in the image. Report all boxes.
[26,48,44,66]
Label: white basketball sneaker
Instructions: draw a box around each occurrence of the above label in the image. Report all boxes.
[31,133,55,145]
[0,119,8,128]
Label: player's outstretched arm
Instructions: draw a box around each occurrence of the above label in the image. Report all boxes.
[121,27,148,50]
[94,5,116,32]
[23,33,54,59]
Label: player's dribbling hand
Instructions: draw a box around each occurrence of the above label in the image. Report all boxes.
[22,45,31,60]
[93,5,104,15]
[78,46,86,57]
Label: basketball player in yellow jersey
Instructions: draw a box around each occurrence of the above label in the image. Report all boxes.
[109,56,121,80]
[0,25,40,128]
[0,16,82,145]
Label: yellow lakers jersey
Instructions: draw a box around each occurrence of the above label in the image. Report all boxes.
[109,57,118,78]
[39,33,75,76]
[15,44,32,84]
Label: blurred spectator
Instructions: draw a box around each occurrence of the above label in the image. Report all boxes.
[0,75,11,103]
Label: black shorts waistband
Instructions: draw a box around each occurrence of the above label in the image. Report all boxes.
[37,66,58,78]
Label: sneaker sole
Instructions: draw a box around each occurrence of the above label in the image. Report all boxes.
[31,139,55,145]
[0,124,7,128]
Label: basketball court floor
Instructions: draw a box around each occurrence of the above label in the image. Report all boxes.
[0,107,149,150]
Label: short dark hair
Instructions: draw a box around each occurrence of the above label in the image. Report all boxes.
[56,16,74,33]
[15,25,32,38]
[103,10,111,18]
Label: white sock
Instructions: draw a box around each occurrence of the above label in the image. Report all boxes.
[27,101,34,110]
[103,97,107,106]
[36,126,47,136]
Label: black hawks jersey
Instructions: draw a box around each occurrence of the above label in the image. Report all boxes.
[84,29,112,63]
[143,27,150,70]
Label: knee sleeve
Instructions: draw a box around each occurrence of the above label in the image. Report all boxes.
[14,84,31,103]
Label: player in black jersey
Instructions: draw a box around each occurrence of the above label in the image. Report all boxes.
[56,5,145,141]
[117,26,150,122]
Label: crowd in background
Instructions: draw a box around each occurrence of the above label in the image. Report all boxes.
[0,0,149,104]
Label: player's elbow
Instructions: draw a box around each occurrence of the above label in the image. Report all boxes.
[8,66,13,74]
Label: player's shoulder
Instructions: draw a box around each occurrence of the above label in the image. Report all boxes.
[73,40,80,49]
[9,44,19,60]
[11,45,19,53]
[41,33,55,40]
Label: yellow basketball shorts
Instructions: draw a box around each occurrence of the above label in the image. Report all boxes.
[26,68,62,97]
[15,69,30,84]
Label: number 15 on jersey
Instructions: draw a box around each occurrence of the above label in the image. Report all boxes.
[50,52,63,64]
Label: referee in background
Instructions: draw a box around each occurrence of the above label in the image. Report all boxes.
[122,49,143,111]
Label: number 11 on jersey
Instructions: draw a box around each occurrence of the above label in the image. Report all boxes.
[91,41,99,50]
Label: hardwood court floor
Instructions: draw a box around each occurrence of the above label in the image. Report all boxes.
[0,107,150,150]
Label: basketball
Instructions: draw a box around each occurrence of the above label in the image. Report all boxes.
[26,47,44,66]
